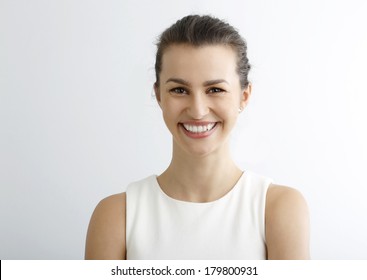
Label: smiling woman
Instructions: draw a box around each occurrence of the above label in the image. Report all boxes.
[85,15,310,260]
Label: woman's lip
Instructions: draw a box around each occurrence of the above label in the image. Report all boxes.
[179,121,218,125]
[179,122,218,139]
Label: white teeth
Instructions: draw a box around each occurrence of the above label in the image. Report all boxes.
[182,123,216,133]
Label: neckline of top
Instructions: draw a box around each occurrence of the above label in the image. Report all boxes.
[151,171,248,206]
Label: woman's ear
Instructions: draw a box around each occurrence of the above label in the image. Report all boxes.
[154,83,161,105]
[240,83,252,110]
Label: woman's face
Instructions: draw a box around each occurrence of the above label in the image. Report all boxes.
[155,44,251,157]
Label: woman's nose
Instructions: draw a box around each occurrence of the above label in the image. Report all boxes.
[187,94,209,119]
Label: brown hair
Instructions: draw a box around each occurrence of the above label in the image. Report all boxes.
[154,15,251,89]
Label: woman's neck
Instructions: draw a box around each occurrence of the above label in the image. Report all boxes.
[157,144,243,203]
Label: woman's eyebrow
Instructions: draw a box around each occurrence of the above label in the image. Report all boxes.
[165,78,229,86]
[203,79,229,86]
[165,78,191,86]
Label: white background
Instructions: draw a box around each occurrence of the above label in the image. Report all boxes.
[1,0,366,259]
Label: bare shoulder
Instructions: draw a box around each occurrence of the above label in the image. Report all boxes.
[85,193,126,260]
[265,184,310,259]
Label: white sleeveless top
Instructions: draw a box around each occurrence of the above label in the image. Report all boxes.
[125,171,272,260]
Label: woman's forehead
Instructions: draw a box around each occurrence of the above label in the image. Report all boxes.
[160,44,238,81]
[162,43,236,61]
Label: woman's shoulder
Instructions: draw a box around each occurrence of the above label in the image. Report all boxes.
[266,184,307,207]
[91,193,126,222]
[266,184,309,226]
[85,193,126,260]
[265,184,310,259]
[97,192,126,207]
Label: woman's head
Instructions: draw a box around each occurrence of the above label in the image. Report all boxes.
[154,15,251,89]
[154,15,252,157]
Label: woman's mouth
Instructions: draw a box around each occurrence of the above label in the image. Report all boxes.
[182,123,216,133]
[180,122,218,138]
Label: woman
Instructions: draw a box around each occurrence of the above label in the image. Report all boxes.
[85,15,310,260]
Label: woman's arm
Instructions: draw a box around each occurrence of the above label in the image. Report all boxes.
[265,185,310,259]
[85,193,126,260]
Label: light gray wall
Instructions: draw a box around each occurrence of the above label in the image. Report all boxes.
[1,0,366,259]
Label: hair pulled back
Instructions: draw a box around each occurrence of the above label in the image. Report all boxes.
[155,15,251,89]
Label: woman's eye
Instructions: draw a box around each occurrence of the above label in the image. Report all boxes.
[170,87,188,95]
[208,87,224,94]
